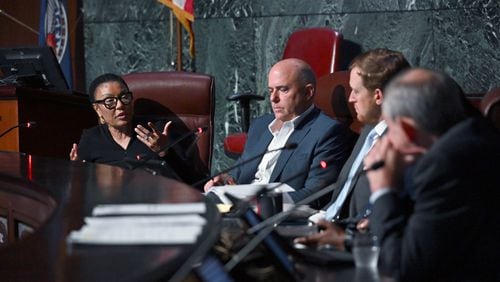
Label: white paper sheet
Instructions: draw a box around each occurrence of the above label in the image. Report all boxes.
[67,203,207,245]
[67,225,202,245]
[84,214,206,226]
[206,183,295,205]
[92,203,206,216]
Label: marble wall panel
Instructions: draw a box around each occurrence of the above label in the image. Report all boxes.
[253,0,342,16]
[434,0,499,9]
[84,20,174,88]
[196,0,254,18]
[433,7,500,92]
[195,17,257,172]
[340,11,434,67]
[84,0,167,21]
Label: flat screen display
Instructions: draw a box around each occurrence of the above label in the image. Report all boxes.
[0,46,69,91]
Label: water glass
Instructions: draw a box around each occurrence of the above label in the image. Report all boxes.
[352,232,380,268]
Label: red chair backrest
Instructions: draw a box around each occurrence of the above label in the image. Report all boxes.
[282,27,343,78]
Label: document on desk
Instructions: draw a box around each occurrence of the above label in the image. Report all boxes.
[67,204,207,245]
[207,183,295,205]
[92,202,206,216]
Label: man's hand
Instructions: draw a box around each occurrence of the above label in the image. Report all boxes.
[294,220,346,251]
[364,135,425,194]
[203,173,237,192]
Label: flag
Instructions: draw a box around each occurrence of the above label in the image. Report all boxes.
[39,0,73,88]
[158,0,195,58]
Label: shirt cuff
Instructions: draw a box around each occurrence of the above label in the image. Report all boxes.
[369,188,393,204]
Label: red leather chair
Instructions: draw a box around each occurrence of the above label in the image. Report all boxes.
[122,71,215,169]
[282,27,343,77]
[315,70,362,134]
[224,28,344,158]
[481,87,500,130]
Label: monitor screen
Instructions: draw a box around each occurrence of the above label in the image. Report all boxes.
[0,46,69,91]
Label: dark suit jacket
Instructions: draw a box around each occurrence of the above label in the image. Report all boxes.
[230,107,354,208]
[370,117,500,281]
[323,125,374,221]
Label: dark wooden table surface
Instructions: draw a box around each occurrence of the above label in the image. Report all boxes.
[0,151,220,282]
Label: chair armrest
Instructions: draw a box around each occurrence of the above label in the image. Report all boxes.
[227,93,265,102]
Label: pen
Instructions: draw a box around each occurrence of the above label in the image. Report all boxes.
[363,160,385,172]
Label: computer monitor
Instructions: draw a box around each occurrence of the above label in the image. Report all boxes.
[0,46,69,91]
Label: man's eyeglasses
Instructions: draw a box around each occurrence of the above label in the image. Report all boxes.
[93,92,133,109]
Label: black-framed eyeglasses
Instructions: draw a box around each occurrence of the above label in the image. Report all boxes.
[93,91,133,109]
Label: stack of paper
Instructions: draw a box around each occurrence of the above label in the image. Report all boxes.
[67,203,207,245]
[207,183,295,205]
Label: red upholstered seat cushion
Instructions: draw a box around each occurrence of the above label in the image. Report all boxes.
[223,133,248,159]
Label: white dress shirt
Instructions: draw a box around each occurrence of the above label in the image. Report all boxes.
[252,106,314,184]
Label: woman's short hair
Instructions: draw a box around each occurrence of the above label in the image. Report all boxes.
[88,73,129,103]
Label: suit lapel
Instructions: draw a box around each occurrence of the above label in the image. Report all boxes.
[269,109,318,182]
[327,125,373,205]
[238,122,273,183]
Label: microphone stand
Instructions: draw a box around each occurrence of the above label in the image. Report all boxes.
[192,142,298,188]
[248,157,387,234]
[224,183,336,271]
[0,122,37,139]
[223,156,341,272]
[224,157,387,271]
[125,126,208,172]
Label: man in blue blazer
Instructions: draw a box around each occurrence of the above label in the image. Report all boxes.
[205,58,354,208]
[294,48,410,249]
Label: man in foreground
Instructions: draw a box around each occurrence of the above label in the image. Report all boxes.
[365,68,500,281]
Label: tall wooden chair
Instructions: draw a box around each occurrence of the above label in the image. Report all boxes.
[122,71,215,170]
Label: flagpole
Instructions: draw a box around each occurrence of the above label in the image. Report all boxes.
[176,19,182,71]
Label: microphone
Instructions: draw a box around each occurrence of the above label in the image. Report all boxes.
[123,156,168,174]
[0,121,37,139]
[223,157,337,272]
[162,126,208,155]
[193,142,298,188]
[244,152,347,235]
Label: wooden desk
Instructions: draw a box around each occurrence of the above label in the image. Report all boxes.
[0,152,220,281]
[0,85,96,159]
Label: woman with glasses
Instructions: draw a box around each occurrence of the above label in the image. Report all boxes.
[69,73,207,186]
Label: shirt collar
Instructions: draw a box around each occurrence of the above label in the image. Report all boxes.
[373,120,387,137]
[268,105,315,134]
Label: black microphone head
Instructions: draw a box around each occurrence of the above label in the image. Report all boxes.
[284,143,298,150]
[21,121,37,128]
